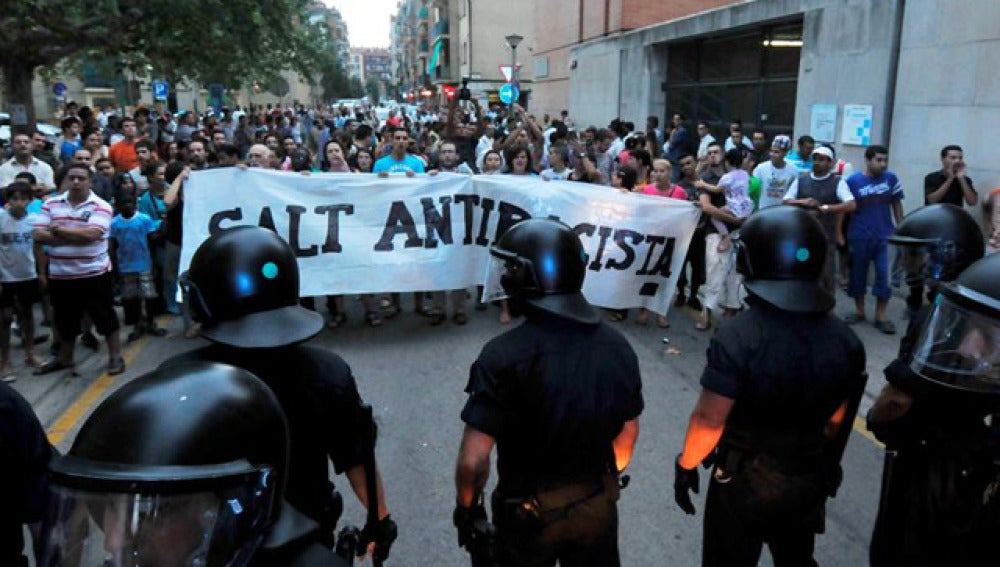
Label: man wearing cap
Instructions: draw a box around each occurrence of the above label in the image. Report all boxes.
[753,135,799,209]
[783,145,857,295]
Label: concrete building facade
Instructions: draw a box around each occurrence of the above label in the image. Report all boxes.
[560,0,1000,214]
[391,0,535,104]
[531,0,735,118]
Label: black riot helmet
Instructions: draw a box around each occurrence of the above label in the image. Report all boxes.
[482,218,600,324]
[40,362,289,567]
[733,205,834,313]
[910,253,1000,400]
[889,204,985,286]
[182,225,323,348]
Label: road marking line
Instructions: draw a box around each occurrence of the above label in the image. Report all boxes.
[46,338,149,446]
[853,415,884,448]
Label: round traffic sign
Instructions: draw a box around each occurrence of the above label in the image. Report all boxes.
[498,83,519,105]
[52,82,67,96]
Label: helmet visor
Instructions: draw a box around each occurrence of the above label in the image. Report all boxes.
[891,242,932,288]
[40,470,275,567]
[481,249,530,304]
[910,294,1000,395]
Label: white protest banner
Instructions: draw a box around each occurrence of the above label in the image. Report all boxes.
[181,169,701,315]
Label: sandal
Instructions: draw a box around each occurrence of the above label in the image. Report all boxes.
[607,310,626,322]
[107,357,126,376]
[873,319,897,335]
[695,318,712,332]
[656,316,670,328]
[34,359,76,376]
[635,311,649,326]
[842,313,866,325]
[327,312,348,329]
[365,311,383,327]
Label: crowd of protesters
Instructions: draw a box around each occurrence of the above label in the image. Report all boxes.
[0,97,992,380]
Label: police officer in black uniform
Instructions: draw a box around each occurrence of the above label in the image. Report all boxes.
[160,226,397,564]
[38,361,350,567]
[867,204,995,566]
[673,206,867,567]
[0,382,52,567]
[453,218,643,567]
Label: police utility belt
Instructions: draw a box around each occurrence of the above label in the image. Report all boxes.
[493,474,617,528]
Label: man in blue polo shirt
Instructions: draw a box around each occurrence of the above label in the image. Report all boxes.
[843,144,904,334]
[373,127,425,176]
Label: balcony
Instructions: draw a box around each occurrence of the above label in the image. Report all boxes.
[432,19,449,40]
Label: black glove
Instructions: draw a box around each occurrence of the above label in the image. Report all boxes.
[360,514,398,561]
[674,454,700,515]
[453,502,488,550]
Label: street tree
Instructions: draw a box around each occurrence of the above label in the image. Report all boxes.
[365,77,381,103]
[0,0,326,131]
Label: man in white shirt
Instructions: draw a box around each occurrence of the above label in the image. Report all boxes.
[0,134,54,191]
[783,145,857,295]
[695,121,716,159]
[753,135,799,209]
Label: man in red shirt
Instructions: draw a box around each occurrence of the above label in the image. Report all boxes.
[108,116,140,172]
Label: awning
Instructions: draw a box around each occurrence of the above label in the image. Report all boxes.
[427,39,443,73]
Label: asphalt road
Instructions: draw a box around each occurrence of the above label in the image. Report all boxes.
[12,288,906,566]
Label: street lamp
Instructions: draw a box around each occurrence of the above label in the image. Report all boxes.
[504,33,523,121]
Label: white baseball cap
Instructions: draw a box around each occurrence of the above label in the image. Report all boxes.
[811,146,835,160]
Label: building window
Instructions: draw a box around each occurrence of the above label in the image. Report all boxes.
[534,56,549,79]
[665,21,803,136]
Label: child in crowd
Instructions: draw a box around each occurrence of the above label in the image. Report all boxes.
[0,182,44,382]
[109,195,167,342]
[698,147,755,252]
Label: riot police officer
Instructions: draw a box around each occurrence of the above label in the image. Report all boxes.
[453,218,644,567]
[0,382,52,567]
[673,206,867,567]
[160,226,396,564]
[38,361,350,567]
[867,204,994,566]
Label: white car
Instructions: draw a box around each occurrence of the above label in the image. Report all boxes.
[0,113,61,151]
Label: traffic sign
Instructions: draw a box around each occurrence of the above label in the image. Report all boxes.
[498,82,519,105]
[152,81,169,101]
[498,64,521,83]
[52,82,67,96]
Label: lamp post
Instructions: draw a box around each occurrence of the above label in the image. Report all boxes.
[504,33,523,122]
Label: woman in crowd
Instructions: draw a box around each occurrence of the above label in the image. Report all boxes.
[82,129,109,168]
[164,141,180,163]
[633,159,687,328]
[479,149,504,174]
[503,146,535,177]
[349,148,375,173]
[111,172,138,210]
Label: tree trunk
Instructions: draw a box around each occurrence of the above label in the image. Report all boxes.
[1,60,38,134]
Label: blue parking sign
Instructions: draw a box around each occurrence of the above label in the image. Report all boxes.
[152,81,169,101]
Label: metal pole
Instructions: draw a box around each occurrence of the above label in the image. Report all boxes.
[508,45,517,122]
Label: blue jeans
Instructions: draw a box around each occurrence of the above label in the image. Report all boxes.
[848,238,891,300]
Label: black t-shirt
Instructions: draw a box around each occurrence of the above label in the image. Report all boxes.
[924,171,975,206]
[701,299,866,459]
[453,136,478,173]
[162,344,370,523]
[165,187,183,246]
[461,313,644,495]
[0,384,52,563]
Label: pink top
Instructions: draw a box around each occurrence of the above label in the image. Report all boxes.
[641,184,688,200]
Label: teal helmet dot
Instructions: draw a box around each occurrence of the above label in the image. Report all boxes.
[795,247,810,262]
[261,262,279,279]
